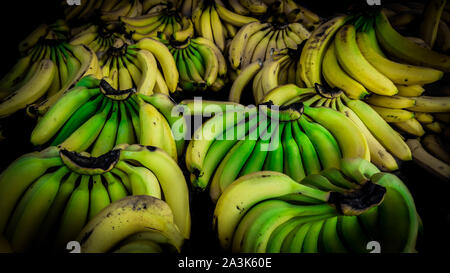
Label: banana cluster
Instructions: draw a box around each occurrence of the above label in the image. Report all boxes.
[262,84,413,171]
[299,12,450,98]
[70,23,126,54]
[120,5,185,41]
[164,35,227,92]
[30,78,185,161]
[185,101,370,201]
[78,195,184,253]
[229,47,303,104]
[213,158,420,253]
[0,144,191,252]
[0,37,101,118]
[229,19,311,71]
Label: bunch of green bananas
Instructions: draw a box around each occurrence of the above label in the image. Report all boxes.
[185,101,370,202]
[229,47,304,104]
[0,144,191,252]
[0,36,101,118]
[213,158,420,253]
[299,11,450,99]
[262,84,413,171]
[78,195,184,253]
[70,23,127,54]
[30,77,185,161]
[163,32,228,92]
[120,5,185,41]
[228,17,311,71]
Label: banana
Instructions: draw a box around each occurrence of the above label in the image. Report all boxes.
[406,96,450,112]
[78,195,183,253]
[215,3,258,26]
[372,172,419,252]
[118,58,134,90]
[199,6,214,42]
[54,175,90,249]
[118,145,191,238]
[320,216,348,253]
[0,54,32,97]
[415,112,435,124]
[422,134,450,164]
[303,105,370,161]
[370,105,415,123]
[113,239,163,253]
[115,160,161,198]
[132,38,179,92]
[6,166,69,252]
[343,95,412,161]
[102,172,129,202]
[375,11,450,72]
[334,25,398,96]
[420,0,447,48]
[0,59,55,118]
[229,22,270,69]
[116,101,136,146]
[366,94,416,109]
[291,119,321,175]
[88,175,111,221]
[322,44,369,99]
[396,84,425,97]
[299,15,347,87]
[263,123,285,173]
[407,138,450,181]
[393,118,425,137]
[91,101,120,157]
[282,122,306,182]
[357,27,444,85]
[262,84,315,106]
[192,37,227,76]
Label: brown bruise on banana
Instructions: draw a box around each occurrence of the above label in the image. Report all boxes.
[99,79,136,101]
[59,148,121,175]
[328,181,386,216]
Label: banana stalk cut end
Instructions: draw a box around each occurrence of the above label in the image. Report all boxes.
[60,148,121,175]
[315,83,343,99]
[328,181,386,216]
[100,79,136,100]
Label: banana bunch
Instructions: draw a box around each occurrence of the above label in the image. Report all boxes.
[262,84,413,171]
[162,32,228,92]
[120,5,185,41]
[100,0,143,22]
[229,47,304,104]
[213,158,420,253]
[228,18,311,71]
[70,23,127,54]
[190,0,259,51]
[78,195,184,253]
[299,12,450,101]
[0,38,101,118]
[30,77,186,161]
[406,134,450,182]
[185,100,370,202]
[98,38,175,95]
[0,144,191,252]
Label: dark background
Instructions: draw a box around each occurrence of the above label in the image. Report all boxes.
[0,0,449,255]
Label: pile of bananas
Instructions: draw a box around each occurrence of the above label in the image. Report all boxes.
[30,78,185,161]
[213,158,420,253]
[77,195,184,253]
[0,144,190,252]
[185,100,370,201]
[0,35,100,118]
